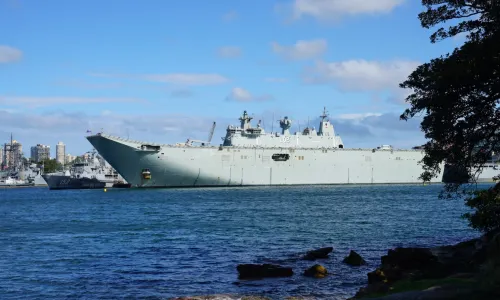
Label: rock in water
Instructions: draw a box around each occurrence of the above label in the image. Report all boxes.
[302,247,334,260]
[236,264,293,280]
[343,250,367,266]
[381,247,438,271]
[303,264,328,278]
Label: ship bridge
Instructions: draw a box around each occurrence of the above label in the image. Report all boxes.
[222,108,344,148]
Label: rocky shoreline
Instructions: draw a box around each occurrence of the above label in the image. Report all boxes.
[170,231,500,300]
[348,229,500,300]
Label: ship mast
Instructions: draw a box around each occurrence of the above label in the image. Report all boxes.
[9,133,16,172]
[320,107,328,121]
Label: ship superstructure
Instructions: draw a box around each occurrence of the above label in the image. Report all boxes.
[220,109,344,149]
[42,149,127,189]
[86,108,446,188]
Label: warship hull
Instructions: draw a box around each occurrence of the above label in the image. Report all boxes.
[86,134,445,188]
[443,163,499,184]
[42,174,106,190]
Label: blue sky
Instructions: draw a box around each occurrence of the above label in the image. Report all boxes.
[0,0,464,157]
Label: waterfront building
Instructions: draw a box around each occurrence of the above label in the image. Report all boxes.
[30,144,50,163]
[56,141,66,165]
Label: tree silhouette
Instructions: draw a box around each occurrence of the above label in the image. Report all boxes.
[400,1,500,232]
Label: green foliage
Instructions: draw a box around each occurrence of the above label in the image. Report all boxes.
[463,182,500,233]
[73,156,84,164]
[40,159,62,174]
[400,1,500,198]
[419,0,500,43]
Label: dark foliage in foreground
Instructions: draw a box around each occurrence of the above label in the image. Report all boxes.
[400,1,500,232]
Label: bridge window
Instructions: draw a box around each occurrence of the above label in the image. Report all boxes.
[339,145,344,149]
[272,153,290,161]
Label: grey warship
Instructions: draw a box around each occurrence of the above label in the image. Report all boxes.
[42,150,126,190]
[86,107,447,188]
[42,174,106,190]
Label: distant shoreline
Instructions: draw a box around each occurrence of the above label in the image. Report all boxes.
[0,185,47,189]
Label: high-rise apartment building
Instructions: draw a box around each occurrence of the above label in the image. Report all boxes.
[56,141,65,165]
[65,153,75,164]
[30,144,50,162]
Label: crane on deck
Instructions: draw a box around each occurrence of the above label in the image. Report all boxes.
[184,122,216,146]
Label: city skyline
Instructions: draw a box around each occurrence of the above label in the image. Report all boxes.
[0,0,467,154]
[1,136,78,164]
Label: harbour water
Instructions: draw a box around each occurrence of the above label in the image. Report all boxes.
[0,184,486,299]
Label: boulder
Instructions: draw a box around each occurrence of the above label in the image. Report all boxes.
[302,247,333,260]
[368,267,406,284]
[367,268,388,284]
[236,264,293,280]
[343,250,367,266]
[381,247,438,271]
[352,282,390,299]
[303,264,328,278]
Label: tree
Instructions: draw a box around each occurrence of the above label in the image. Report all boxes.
[73,156,84,164]
[40,159,62,174]
[400,1,500,232]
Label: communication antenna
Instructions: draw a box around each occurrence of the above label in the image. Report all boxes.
[271,112,275,133]
[320,106,328,121]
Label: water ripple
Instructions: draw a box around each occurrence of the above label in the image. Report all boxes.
[0,184,487,299]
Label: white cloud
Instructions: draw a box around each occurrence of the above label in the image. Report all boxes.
[0,107,425,157]
[217,46,242,58]
[226,87,273,102]
[265,77,288,83]
[0,45,22,63]
[337,113,383,121]
[0,96,145,109]
[291,0,405,21]
[388,88,413,105]
[303,59,419,92]
[54,80,124,89]
[0,109,236,155]
[271,39,327,60]
[91,73,229,86]
[223,10,238,22]
[321,112,423,148]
